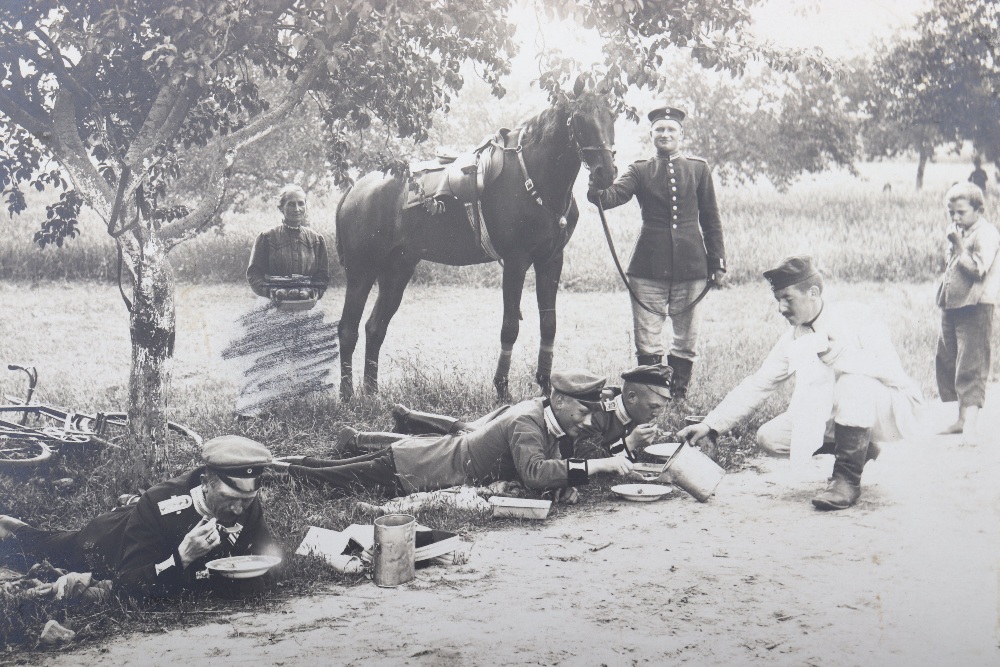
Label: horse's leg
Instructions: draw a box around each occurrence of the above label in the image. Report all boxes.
[339,269,378,400]
[363,253,419,393]
[533,252,564,395]
[493,259,530,401]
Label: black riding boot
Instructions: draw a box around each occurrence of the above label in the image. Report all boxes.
[338,426,410,454]
[812,424,872,511]
[636,353,662,367]
[391,404,467,435]
[667,354,694,400]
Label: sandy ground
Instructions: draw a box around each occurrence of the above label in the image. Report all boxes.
[35,389,1000,667]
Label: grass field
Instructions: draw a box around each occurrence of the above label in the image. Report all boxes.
[0,159,983,288]
[1,156,996,650]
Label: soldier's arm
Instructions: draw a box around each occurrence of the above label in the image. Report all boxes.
[115,497,190,597]
[695,161,726,276]
[587,162,641,210]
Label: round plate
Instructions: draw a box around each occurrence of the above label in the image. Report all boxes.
[205,555,282,579]
[644,442,682,461]
[611,483,673,502]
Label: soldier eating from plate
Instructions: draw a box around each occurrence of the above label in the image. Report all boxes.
[0,435,280,599]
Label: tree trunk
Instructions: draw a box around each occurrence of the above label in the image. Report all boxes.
[915,145,930,191]
[126,236,177,470]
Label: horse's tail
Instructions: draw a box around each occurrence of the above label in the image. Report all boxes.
[334,184,352,266]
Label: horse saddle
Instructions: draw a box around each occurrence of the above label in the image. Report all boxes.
[403,129,509,213]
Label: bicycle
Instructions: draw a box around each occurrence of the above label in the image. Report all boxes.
[0,365,202,469]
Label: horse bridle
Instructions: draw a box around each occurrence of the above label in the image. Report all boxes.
[566,113,616,164]
[501,112,616,228]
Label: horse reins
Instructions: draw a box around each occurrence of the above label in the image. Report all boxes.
[595,199,713,318]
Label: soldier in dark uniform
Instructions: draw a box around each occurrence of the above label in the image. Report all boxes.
[587,106,726,399]
[574,364,673,461]
[0,436,280,599]
[274,370,636,502]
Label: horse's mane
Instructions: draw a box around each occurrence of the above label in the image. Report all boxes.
[517,92,606,148]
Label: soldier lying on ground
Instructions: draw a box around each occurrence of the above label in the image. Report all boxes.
[0,436,281,599]
[273,370,635,504]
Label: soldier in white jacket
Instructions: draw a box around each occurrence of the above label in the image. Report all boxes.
[678,256,922,511]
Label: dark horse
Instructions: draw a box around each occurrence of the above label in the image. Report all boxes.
[335,80,617,400]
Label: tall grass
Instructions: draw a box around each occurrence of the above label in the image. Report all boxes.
[1,166,979,288]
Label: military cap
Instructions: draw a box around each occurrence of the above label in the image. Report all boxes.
[763,255,820,292]
[202,435,272,491]
[550,369,606,406]
[647,106,686,124]
[621,364,673,398]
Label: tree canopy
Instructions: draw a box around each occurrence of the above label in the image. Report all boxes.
[858,0,998,187]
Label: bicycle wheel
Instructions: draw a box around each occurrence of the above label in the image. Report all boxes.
[0,436,53,468]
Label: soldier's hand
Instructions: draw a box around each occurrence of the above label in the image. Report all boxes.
[625,423,659,450]
[586,187,603,204]
[177,517,220,567]
[677,423,712,446]
[593,456,634,476]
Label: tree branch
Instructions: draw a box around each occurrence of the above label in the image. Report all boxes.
[0,87,54,143]
[50,89,116,218]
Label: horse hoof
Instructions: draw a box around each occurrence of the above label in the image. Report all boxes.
[493,376,510,402]
[340,382,355,401]
[535,373,551,396]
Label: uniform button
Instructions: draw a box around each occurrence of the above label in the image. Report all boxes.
[671,179,676,183]
[671,186,677,191]
[672,224,677,229]
[672,205,678,210]
[672,196,677,201]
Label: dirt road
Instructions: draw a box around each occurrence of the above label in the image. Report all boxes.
[38,394,999,667]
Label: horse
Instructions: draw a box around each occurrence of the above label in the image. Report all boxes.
[335,78,617,400]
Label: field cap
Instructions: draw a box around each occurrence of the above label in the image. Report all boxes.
[763,255,819,292]
[648,106,686,125]
[550,369,606,407]
[203,435,272,491]
[621,364,673,399]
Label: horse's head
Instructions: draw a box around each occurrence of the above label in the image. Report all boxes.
[567,88,618,190]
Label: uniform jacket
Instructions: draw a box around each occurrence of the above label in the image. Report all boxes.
[589,154,725,281]
[247,223,330,297]
[71,468,278,598]
[390,398,590,493]
[703,301,922,447]
[937,218,1000,308]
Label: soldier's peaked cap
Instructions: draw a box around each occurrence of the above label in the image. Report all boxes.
[550,369,606,405]
[621,364,673,398]
[202,435,272,490]
[648,106,686,124]
[763,255,820,292]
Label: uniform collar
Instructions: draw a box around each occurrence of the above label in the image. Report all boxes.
[655,151,682,161]
[613,394,632,426]
[190,486,212,519]
[542,400,567,438]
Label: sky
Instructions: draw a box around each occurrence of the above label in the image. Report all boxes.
[750,0,930,57]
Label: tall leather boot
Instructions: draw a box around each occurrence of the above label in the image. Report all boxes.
[812,424,871,511]
[636,353,662,367]
[667,354,694,400]
[391,404,467,435]
[337,426,408,455]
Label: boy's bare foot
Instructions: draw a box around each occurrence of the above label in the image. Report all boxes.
[939,421,965,435]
